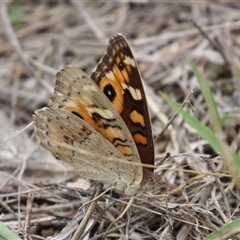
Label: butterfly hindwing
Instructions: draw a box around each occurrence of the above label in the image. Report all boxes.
[33,107,138,193]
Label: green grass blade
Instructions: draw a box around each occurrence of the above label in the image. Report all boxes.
[204,219,240,240]
[188,59,221,132]
[8,3,23,27]
[0,222,21,240]
[160,91,240,173]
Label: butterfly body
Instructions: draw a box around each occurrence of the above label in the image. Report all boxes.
[33,34,163,195]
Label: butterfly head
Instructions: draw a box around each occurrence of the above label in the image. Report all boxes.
[139,169,165,195]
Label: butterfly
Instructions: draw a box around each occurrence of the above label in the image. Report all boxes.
[33,33,163,196]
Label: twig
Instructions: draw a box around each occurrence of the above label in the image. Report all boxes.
[155,89,194,142]
[71,184,103,240]
[24,192,34,240]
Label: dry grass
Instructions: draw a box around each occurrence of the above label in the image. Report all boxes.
[0,2,240,240]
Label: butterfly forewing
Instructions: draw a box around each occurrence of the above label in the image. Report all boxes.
[91,34,154,169]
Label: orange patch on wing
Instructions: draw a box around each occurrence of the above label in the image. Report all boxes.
[63,101,127,148]
[130,110,145,127]
[116,145,133,157]
[133,133,147,146]
[104,127,124,143]
[97,52,135,116]
[63,100,103,132]
[115,55,131,83]
[99,75,124,114]
[63,101,96,127]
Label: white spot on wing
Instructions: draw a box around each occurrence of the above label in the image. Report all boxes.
[135,89,141,100]
[124,56,136,67]
[105,71,115,80]
[86,107,114,119]
[121,83,142,101]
